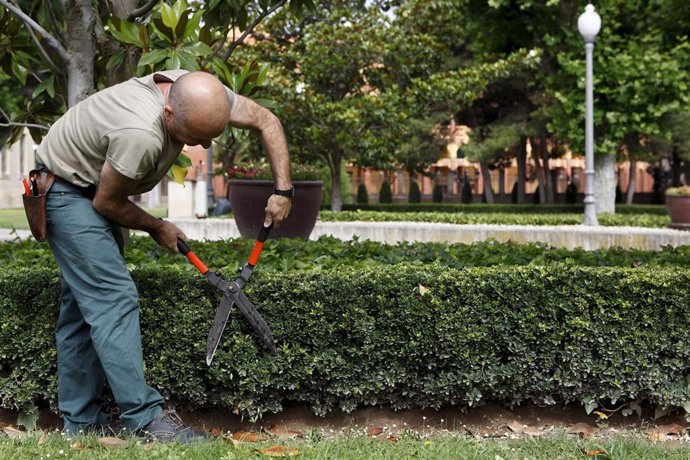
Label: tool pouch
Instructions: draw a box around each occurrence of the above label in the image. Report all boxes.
[22,169,55,242]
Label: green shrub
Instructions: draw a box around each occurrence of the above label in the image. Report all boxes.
[319,210,670,228]
[339,203,667,215]
[3,237,690,272]
[356,184,369,204]
[3,264,690,420]
[432,184,443,203]
[379,181,393,204]
[408,181,421,204]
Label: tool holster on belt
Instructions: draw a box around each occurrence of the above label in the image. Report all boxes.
[22,169,55,242]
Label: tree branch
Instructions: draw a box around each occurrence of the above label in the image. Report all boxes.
[22,19,65,75]
[0,121,50,130]
[221,0,287,62]
[127,0,159,21]
[0,0,71,63]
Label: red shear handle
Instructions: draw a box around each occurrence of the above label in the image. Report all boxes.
[177,239,209,274]
[248,224,272,267]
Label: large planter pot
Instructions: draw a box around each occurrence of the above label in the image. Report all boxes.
[666,194,690,230]
[227,179,323,239]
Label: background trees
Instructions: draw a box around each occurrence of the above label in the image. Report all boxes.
[1,0,689,212]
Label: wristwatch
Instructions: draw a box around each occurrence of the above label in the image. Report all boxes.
[273,185,295,198]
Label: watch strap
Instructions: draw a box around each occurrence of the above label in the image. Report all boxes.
[274,185,295,198]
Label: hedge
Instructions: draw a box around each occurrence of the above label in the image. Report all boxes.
[4,238,690,272]
[340,203,669,215]
[2,264,690,420]
[319,210,670,228]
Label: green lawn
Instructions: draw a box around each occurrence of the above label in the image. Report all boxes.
[0,205,168,230]
[0,208,29,230]
[0,432,688,459]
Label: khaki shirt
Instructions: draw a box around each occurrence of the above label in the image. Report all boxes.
[37,69,189,195]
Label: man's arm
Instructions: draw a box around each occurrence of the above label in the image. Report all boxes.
[93,161,186,252]
[228,94,292,227]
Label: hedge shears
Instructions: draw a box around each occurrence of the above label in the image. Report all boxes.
[177,224,277,365]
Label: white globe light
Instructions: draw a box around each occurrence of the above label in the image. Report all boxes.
[578,4,601,42]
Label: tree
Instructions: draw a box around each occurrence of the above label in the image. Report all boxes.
[0,0,312,172]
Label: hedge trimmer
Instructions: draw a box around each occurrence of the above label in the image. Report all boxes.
[177,224,277,365]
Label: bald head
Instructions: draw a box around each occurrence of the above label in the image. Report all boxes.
[166,71,231,143]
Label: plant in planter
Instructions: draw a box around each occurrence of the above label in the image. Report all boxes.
[226,162,323,239]
[665,185,690,230]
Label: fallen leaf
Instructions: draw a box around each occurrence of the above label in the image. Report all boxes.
[582,449,607,456]
[647,423,686,442]
[71,441,88,451]
[97,437,129,449]
[231,430,269,443]
[387,435,399,443]
[593,411,608,420]
[256,445,300,457]
[211,427,223,437]
[419,285,430,295]
[505,420,545,437]
[264,424,303,439]
[2,426,28,439]
[566,422,599,439]
[367,427,384,437]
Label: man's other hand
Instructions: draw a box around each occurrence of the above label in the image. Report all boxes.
[264,194,292,228]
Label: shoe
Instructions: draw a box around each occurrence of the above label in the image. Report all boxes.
[139,410,209,444]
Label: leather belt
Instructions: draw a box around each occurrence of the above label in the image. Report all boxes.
[54,176,97,200]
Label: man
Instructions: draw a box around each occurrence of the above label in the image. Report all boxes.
[36,70,293,443]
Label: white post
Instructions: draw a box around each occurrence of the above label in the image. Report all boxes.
[578,4,601,226]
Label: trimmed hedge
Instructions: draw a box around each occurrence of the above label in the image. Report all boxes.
[341,203,668,215]
[2,264,690,420]
[319,210,670,228]
[4,238,690,272]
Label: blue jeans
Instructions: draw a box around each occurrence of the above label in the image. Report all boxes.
[46,180,163,433]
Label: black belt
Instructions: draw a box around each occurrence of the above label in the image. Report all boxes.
[54,176,97,200]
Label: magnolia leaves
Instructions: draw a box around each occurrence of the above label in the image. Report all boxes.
[167,152,193,184]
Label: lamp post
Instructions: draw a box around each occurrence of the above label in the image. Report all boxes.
[578,4,601,226]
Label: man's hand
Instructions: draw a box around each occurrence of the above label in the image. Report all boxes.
[150,220,188,252]
[264,194,292,228]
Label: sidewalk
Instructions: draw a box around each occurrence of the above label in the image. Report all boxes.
[0,228,31,241]
[165,218,690,251]
[3,219,690,250]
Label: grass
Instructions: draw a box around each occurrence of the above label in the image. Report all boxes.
[0,205,168,230]
[0,208,29,230]
[0,432,688,459]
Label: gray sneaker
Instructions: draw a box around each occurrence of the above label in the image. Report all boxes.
[139,410,209,444]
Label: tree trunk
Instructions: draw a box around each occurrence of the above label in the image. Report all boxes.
[594,154,617,214]
[672,146,682,187]
[480,161,494,204]
[62,0,96,106]
[498,168,505,196]
[517,136,527,204]
[541,132,555,203]
[625,158,636,205]
[329,147,342,211]
[531,136,546,204]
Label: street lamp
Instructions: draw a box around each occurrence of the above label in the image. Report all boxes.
[578,3,601,226]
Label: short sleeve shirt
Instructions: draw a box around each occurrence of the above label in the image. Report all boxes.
[36,69,189,195]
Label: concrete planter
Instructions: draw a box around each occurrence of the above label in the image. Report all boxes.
[227,179,323,239]
[666,194,690,231]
